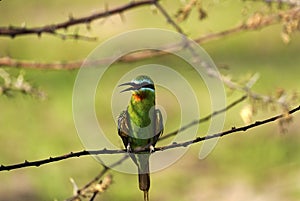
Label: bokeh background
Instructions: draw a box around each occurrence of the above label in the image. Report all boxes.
[0,0,300,200]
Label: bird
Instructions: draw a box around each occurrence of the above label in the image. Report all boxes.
[118,75,163,201]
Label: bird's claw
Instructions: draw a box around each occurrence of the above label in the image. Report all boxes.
[149,145,155,153]
[126,143,132,153]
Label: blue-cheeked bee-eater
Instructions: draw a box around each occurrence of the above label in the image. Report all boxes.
[118,75,163,201]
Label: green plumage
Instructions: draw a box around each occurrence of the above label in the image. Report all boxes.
[118,75,163,201]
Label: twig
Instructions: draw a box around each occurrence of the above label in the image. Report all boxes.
[1,7,300,69]
[0,149,124,171]
[156,3,299,109]
[154,1,185,34]
[0,96,245,171]
[201,3,300,43]
[1,104,299,172]
[0,0,158,39]
[259,0,300,6]
[66,156,128,201]
[156,105,300,151]
[159,95,247,141]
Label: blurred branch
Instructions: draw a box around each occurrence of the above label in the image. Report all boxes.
[159,95,248,141]
[196,6,300,44]
[261,0,300,6]
[1,103,299,172]
[0,57,84,70]
[154,1,297,116]
[1,6,299,69]
[154,1,185,34]
[175,0,198,22]
[0,0,158,39]
[0,69,46,98]
[156,104,300,151]
[175,0,208,22]
[65,156,128,201]
[0,96,246,171]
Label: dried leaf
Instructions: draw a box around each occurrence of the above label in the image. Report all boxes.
[240,104,253,125]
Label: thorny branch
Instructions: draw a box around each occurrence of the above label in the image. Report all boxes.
[1,4,299,107]
[65,156,128,201]
[0,1,298,172]
[1,5,300,69]
[0,0,158,39]
[154,1,299,118]
[0,149,124,171]
[0,1,299,200]
[0,96,246,171]
[1,102,299,172]
[159,95,248,141]
[156,105,300,151]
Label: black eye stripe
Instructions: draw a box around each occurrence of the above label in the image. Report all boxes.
[139,83,154,90]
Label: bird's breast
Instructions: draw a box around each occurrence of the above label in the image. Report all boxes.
[133,93,145,102]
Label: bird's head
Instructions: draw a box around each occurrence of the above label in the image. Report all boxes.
[119,75,155,102]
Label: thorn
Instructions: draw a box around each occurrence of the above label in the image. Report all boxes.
[68,13,74,22]
[104,2,109,12]
[24,160,29,164]
[86,23,91,31]
[119,12,126,23]
[70,178,79,196]
[231,126,236,130]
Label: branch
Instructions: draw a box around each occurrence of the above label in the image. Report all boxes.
[195,6,300,43]
[0,69,46,99]
[0,96,246,171]
[0,0,158,39]
[65,156,128,201]
[0,149,124,171]
[159,95,247,141]
[154,1,185,34]
[259,0,300,6]
[1,103,299,172]
[156,105,300,151]
[153,2,298,115]
[153,2,297,112]
[1,6,299,69]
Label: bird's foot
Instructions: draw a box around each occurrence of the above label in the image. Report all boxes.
[149,145,155,153]
[126,143,132,153]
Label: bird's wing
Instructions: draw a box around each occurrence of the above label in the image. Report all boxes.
[118,110,130,148]
[152,109,164,146]
[155,109,164,136]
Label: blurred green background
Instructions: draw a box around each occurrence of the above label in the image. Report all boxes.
[1,0,300,200]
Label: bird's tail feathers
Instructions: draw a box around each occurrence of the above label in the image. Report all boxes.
[137,154,150,201]
[138,172,150,192]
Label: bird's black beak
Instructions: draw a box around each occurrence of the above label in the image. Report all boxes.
[118,82,137,93]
